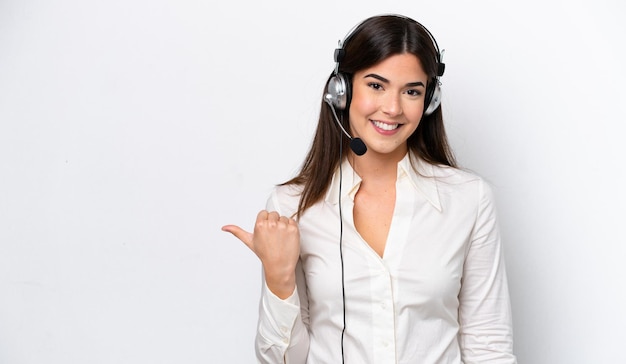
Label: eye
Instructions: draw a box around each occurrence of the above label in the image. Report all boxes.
[406,89,423,97]
[367,82,384,91]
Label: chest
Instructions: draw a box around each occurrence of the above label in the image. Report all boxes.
[297,185,475,308]
[353,183,395,257]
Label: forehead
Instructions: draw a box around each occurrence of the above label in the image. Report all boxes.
[357,53,428,81]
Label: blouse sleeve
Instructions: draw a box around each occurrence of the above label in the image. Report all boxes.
[458,179,517,363]
[254,193,310,363]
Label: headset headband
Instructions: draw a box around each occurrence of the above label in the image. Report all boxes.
[333,14,445,77]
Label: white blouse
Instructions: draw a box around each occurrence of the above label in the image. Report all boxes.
[255,154,516,363]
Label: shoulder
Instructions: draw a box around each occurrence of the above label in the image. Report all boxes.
[416,160,497,210]
[265,183,303,217]
[432,164,479,182]
[416,158,485,186]
[404,155,497,213]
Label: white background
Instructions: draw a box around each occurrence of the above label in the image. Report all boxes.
[1,0,625,363]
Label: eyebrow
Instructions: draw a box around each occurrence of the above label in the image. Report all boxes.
[363,73,425,88]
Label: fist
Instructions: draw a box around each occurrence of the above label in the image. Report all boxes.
[222,210,300,298]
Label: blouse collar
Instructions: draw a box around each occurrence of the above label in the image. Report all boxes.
[325,153,443,212]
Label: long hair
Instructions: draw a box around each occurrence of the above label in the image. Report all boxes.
[283,15,457,218]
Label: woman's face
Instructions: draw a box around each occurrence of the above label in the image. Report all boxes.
[349,53,428,159]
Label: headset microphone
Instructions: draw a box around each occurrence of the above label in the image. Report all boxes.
[349,138,367,156]
[324,94,367,156]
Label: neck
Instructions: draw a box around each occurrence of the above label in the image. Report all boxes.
[349,148,407,182]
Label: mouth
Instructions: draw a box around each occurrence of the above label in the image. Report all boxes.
[371,120,400,132]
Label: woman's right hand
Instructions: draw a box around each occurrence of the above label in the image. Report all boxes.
[221,210,300,299]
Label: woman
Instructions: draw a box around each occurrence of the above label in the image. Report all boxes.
[222,14,516,363]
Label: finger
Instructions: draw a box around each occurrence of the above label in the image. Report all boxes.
[221,224,254,251]
[266,211,280,221]
[257,210,268,220]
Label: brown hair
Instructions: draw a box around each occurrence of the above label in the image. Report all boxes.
[283,15,457,218]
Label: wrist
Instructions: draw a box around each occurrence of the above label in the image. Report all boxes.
[264,269,296,299]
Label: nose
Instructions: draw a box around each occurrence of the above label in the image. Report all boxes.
[380,93,403,116]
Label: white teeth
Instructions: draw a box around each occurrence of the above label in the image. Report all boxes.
[373,120,399,131]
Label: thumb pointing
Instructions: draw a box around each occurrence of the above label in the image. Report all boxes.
[221,224,254,251]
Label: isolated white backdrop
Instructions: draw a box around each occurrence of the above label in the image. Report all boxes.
[1,0,625,363]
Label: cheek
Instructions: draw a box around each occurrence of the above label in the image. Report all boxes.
[403,101,425,123]
[350,87,377,115]
[405,121,421,137]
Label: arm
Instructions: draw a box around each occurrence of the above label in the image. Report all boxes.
[222,191,310,363]
[458,180,516,363]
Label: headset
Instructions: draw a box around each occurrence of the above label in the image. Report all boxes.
[324,14,446,117]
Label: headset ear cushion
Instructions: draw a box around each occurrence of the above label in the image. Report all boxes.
[326,73,351,110]
[424,81,441,116]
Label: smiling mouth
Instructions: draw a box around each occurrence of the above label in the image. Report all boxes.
[372,120,400,131]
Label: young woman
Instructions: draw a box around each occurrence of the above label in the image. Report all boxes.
[222,14,516,363]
